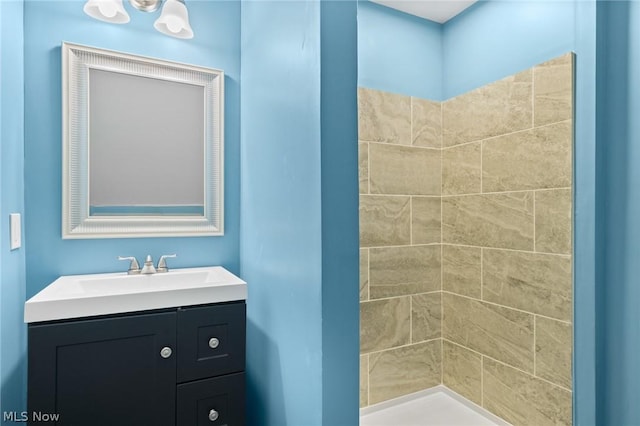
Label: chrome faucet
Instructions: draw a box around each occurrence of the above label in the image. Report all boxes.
[141,255,157,274]
[118,254,177,275]
[118,256,141,275]
[156,254,177,273]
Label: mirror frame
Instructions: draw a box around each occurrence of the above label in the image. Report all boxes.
[62,42,224,239]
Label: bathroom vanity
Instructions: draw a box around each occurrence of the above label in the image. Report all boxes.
[25,266,247,426]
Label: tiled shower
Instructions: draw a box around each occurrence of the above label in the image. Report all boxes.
[359,53,573,425]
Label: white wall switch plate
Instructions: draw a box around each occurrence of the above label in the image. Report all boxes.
[10,213,21,250]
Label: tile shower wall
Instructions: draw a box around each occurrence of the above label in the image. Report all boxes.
[359,53,573,426]
[358,87,443,407]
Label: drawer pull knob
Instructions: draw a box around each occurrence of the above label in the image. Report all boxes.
[208,337,220,349]
[208,409,219,422]
[160,346,172,359]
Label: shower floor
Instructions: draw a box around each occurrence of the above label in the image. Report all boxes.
[360,385,510,426]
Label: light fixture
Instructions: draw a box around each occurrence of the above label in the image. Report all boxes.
[83,0,194,39]
[83,0,130,24]
[154,0,194,39]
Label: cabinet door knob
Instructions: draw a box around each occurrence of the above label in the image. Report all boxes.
[208,337,220,349]
[160,346,172,359]
[208,409,219,422]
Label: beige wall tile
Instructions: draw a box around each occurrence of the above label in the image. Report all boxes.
[412,293,442,342]
[442,143,481,195]
[360,354,368,408]
[482,121,572,193]
[370,245,441,299]
[412,97,442,148]
[358,87,411,145]
[534,53,574,127]
[443,70,532,147]
[360,297,410,353]
[443,340,482,405]
[442,245,482,298]
[443,293,534,372]
[411,197,441,244]
[483,249,572,321]
[360,249,369,302]
[536,317,572,389]
[442,193,534,251]
[483,358,572,426]
[360,195,410,248]
[536,189,572,254]
[369,340,442,404]
[370,144,441,195]
[359,142,369,194]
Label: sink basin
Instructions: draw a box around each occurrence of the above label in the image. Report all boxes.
[25,266,246,323]
[78,271,212,293]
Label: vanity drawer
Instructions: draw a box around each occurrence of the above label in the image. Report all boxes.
[176,372,245,426]
[177,302,246,383]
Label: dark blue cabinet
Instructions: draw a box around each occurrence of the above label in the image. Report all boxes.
[28,302,246,426]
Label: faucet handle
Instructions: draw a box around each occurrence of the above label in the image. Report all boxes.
[157,254,177,273]
[118,256,140,275]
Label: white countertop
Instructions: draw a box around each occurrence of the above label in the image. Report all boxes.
[25,266,247,323]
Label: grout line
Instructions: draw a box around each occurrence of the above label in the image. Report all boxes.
[441,187,572,198]
[364,291,442,304]
[480,248,484,300]
[442,338,572,393]
[434,119,572,150]
[440,292,444,384]
[409,295,413,343]
[441,139,481,150]
[365,248,370,301]
[533,316,537,376]
[367,142,371,194]
[409,197,413,246]
[439,337,444,384]
[439,243,572,259]
[361,187,571,199]
[440,291,573,325]
[480,140,484,194]
[363,337,443,357]
[533,191,537,252]
[532,66,536,128]
[481,355,484,407]
[365,242,442,250]
[366,353,370,407]
[410,97,414,145]
[440,99,443,149]
[366,140,441,152]
[362,194,439,199]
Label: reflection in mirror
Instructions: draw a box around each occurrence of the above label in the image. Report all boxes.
[62,42,224,238]
[88,69,205,216]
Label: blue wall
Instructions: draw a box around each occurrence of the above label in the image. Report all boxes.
[357,1,443,100]
[0,0,27,418]
[596,1,640,424]
[442,0,575,98]
[23,0,241,301]
[320,2,359,425]
[240,1,359,424]
[240,3,324,424]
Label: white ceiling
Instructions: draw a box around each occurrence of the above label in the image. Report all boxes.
[370,0,478,24]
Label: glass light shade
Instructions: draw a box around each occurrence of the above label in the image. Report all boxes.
[154,0,194,39]
[83,0,130,24]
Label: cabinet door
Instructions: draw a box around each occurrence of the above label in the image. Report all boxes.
[28,312,176,426]
[176,372,245,426]
[177,302,245,383]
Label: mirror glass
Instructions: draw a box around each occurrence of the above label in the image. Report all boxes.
[62,43,224,238]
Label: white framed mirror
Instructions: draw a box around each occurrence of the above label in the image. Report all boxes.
[62,42,224,238]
